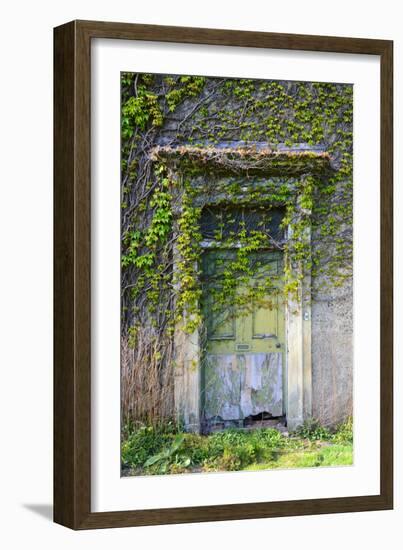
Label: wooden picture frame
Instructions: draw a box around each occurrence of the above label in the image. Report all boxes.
[54,20,393,529]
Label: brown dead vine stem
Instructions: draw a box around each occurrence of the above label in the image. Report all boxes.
[150,144,333,176]
[121,335,174,427]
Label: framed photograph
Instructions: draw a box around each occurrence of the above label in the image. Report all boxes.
[54,20,393,529]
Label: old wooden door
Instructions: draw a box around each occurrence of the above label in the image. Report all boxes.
[201,247,285,428]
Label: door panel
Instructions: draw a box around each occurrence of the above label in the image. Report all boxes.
[204,354,241,420]
[239,353,283,418]
[252,298,279,339]
[205,289,235,340]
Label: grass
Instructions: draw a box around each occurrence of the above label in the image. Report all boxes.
[121,417,353,476]
[244,444,353,471]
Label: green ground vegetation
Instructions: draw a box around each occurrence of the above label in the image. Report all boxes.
[121,417,353,476]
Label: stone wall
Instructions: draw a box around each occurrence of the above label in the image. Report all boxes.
[311,280,353,426]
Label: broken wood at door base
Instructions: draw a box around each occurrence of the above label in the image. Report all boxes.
[204,353,283,421]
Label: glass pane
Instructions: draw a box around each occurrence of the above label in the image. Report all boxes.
[200,205,285,242]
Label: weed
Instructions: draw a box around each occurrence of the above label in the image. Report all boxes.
[332,417,353,444]
[122,420,353,475]
[294,418,332,441]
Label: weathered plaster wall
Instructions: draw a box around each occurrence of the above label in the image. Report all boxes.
[311,278,353,426]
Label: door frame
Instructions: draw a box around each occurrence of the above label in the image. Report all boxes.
[172,171,314,432]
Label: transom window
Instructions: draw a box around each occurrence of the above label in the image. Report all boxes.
[200,205,285,245]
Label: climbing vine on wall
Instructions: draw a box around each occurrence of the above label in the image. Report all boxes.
[120,72,353,423]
